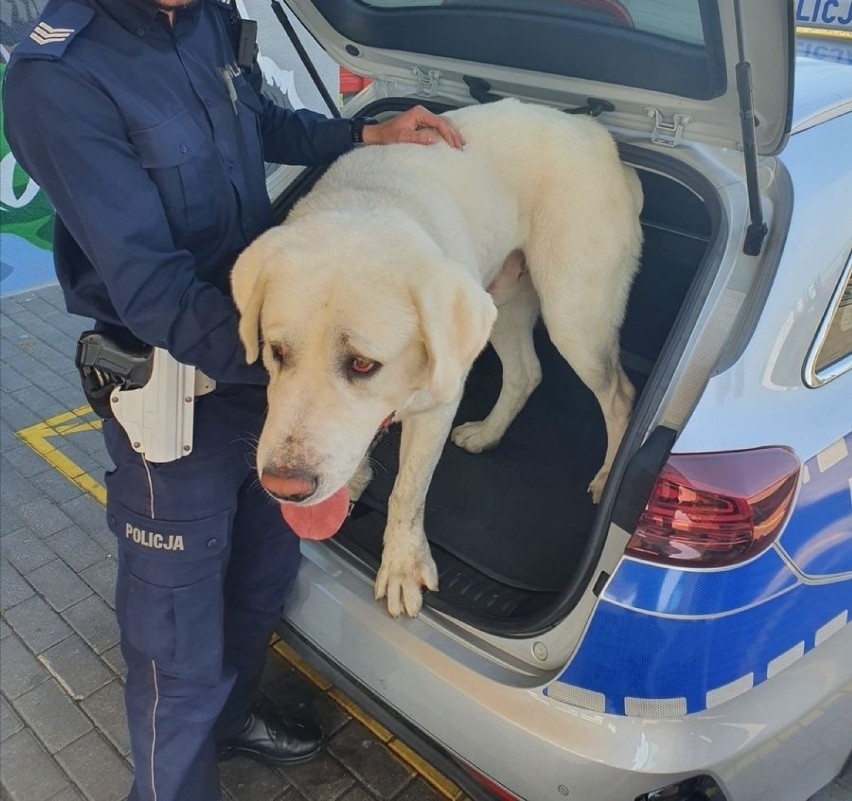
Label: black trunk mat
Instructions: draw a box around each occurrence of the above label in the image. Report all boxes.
[339,329,645,593]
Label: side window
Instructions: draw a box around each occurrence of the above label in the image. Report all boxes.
[805,254,852,387]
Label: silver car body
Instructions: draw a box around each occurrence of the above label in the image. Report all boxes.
[269,4,852,799]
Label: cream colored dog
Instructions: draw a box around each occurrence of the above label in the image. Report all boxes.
[232,98,643,617]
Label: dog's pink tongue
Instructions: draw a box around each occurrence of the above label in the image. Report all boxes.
[281,486,350,540]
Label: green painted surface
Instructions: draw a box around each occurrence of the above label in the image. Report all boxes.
[1,62,55,252]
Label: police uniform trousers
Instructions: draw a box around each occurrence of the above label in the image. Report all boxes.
[102,384,300,801]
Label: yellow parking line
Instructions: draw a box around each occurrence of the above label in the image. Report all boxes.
[17,406,106,504]
[388,739,466,801]
[272,640,465,800]
[272,638,333,692]
[17,406,465,799]
[328,686,394,743]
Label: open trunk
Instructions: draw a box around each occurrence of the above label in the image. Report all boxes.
[273,119,719,635]
[267,0,792,637]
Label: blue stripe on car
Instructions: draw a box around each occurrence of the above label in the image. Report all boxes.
[549,579,849,716]
[778,432,852,576]
[603,549,800,617]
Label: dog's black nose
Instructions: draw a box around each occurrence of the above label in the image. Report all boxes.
[260,468,318,502]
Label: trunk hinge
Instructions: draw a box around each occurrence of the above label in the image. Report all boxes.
[270,0,340,118]
[733,0,768,256]
[413,67,441,97]
[645,108,693,148]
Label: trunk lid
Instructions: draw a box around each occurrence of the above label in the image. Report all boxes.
[280,0,794,155]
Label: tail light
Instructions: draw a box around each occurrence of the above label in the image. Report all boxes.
[626,447,800,568]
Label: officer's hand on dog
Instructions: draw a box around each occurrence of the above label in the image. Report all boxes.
[364,105,465,149]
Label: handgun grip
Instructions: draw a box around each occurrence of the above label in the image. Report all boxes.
[75,331,154,390]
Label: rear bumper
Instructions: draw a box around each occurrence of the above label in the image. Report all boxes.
[283,552,852,801]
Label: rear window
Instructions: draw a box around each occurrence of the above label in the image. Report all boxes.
[359,0,706,45]
[310,0,726,99]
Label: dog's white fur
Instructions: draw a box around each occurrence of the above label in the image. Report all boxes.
[232,99,643,617]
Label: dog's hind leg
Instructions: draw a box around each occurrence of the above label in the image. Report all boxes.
[584,354,634,504]
[451,271,541,453]
[540,296,635,503]
[525,175,640,503]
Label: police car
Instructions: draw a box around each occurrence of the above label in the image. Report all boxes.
[259,2,852,799]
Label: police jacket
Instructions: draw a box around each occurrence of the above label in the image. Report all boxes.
[3,0,355,384]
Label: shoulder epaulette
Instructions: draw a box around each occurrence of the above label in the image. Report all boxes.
[8,1,94,64]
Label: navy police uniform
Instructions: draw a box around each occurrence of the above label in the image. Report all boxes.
[3,1,355,798]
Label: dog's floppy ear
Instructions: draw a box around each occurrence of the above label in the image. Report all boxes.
[231,239,270,364]
[412,260,497,404]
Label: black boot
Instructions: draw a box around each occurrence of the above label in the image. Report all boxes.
[217,709,323,765]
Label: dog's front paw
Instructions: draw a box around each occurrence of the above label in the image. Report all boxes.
[347,458,373,503]
[375,545,439,618]
[450,420,501,454]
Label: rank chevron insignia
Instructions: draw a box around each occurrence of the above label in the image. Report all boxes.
[29,22,76,45]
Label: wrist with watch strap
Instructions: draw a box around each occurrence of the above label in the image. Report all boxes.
[350,116,379,146]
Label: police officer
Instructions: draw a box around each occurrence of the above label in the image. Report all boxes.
[2,0,463,799]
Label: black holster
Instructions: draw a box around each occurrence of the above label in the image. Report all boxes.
[75,331,154,419]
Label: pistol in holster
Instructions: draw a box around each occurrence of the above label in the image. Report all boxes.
[75,331,215,463]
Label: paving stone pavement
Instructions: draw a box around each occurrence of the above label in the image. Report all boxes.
[1,285,849,801]
[1,286,456,801]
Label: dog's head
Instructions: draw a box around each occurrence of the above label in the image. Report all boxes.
[231,216,497,506]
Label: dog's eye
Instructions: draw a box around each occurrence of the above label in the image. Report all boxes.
[349,356,379,376]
